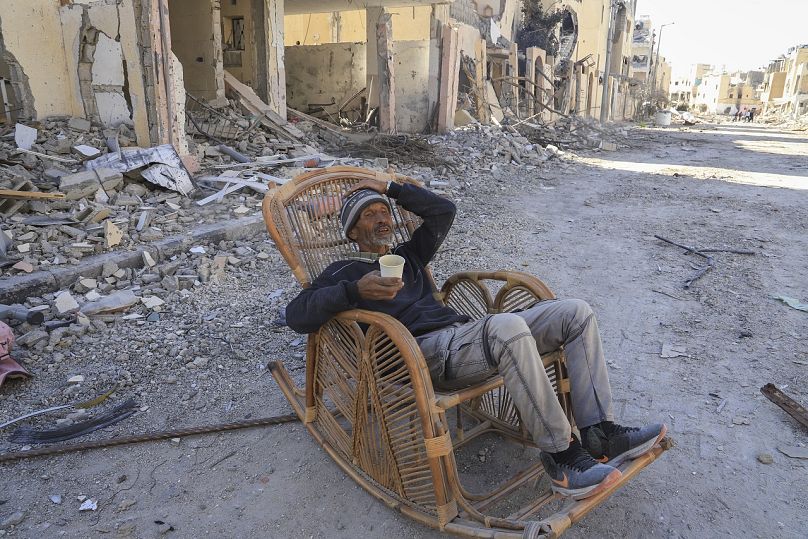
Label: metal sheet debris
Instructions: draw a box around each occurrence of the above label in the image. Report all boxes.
[85,144,194,195]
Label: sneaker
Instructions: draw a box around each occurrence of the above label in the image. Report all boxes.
[581,421,667,467]
[540,436,622,500]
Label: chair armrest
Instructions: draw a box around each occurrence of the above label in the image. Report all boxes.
[332,308,426,367]
[439,270,555,317]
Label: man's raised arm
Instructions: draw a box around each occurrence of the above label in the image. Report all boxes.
[388,182,456,265]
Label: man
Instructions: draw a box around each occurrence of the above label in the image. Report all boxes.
[286,178,666,500]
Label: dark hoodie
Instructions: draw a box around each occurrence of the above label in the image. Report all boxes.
[285,182,469,336]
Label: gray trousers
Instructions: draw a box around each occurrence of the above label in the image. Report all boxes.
[417,299,614,452]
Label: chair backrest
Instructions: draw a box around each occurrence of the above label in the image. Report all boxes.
[262,166,431,288]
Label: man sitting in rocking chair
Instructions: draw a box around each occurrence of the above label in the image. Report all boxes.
[286,178,666,500]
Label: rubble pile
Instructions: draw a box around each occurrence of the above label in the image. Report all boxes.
[0,102,333,278]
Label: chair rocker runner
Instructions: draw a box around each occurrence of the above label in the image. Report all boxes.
[262,166,670,538]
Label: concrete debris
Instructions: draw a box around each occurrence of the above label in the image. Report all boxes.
[86,145,194,195]
[67,118,92,132]
[15,123,38,151]
[104,221,123,248]
[54,291,80,315]
[73,145,101,157]
[80,290,139,315]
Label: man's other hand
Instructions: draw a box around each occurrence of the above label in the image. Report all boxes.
[347,178,388,196]
[357,271,403,301]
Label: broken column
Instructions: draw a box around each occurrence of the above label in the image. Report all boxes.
[365,6,400,132]
[437,25,460,133]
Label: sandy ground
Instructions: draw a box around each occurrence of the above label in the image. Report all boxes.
[1,122,807,538]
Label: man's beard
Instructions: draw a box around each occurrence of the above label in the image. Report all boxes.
[367,232,393,250]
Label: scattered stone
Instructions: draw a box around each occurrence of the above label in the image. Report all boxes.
[141,296,165,311]
[757,452,773,464]
[142,251,157,268]
[60,170,102,201]
[116,498,136,512]
[191,357,209,369]
[49,494,63,505]
[67,375,85,384]
[54,291,80,315]
[17,243,30,253]
[256,252,270,260]
[0,511,25,529]
[68,117,92,132]
[16,330,48,347]
[85,290,102,302]
[104,220,123,248]
[732,416,751,426]
[101,261,119,277]
[189,246,206,255]
[12,260,34,273]
[233,205,251,216]
[81,290,139,315]
[78,498,98,511]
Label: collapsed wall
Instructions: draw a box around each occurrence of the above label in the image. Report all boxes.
[0,0,176,148]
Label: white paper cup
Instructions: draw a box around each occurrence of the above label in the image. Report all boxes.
[379,254,405,278]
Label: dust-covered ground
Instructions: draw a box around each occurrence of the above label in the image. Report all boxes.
[1,122,806,538]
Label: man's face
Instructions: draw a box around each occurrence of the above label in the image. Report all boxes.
[347,202,394,252]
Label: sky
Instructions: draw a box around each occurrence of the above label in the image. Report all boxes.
[634,0,808,77]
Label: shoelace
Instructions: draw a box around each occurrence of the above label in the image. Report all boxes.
[555,441,599,472]
[603,422,639,436]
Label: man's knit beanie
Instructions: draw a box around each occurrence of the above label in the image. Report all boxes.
[339,189,391,237]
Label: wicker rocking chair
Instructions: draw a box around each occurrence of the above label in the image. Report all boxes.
[262,166,669,538]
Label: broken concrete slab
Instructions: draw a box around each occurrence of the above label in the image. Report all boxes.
[68,118,92,132]
[454,109,476,127]
[15,123,38,150]
[54,291,80,315]
[80,289,138,315]
[104,221,123,248]
[59,171,101,201]
[0,215,264,304]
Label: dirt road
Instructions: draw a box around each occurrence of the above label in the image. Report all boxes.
[1,122,806,538]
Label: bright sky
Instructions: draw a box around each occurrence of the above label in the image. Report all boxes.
[635,0,808,76]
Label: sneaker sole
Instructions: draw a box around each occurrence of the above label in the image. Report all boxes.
[609,424,668,467]
[552,468,623,500]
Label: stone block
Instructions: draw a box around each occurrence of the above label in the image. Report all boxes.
[60,170,101,201]
[68,117,92,132]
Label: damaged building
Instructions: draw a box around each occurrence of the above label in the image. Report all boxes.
[0,0,643,147]
[761,44,808,119]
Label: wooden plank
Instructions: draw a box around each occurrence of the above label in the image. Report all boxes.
[761,383,808,430]
[437,24,459,133]
[375,12,396,133]
[0,189,66,200]
[224,70,303,140]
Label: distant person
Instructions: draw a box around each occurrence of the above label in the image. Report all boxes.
[748,109,756,122]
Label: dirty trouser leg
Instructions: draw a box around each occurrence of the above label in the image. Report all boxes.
[515,299,614,429]
[418,315,572,452]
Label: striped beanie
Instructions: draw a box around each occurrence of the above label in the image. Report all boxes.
[340,189,391,237]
